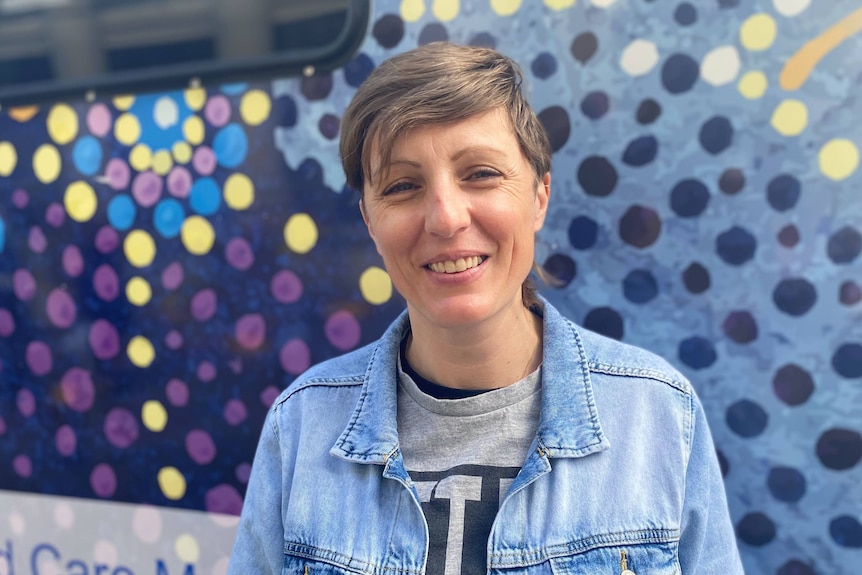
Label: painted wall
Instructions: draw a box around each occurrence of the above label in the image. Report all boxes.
[1,0,861,574]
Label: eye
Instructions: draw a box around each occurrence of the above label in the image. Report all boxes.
[467,168,502,181]
[382,180,417,196]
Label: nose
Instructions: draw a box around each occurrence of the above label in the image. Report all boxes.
[423,180,471,237]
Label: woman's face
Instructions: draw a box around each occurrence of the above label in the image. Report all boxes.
[360,107,550,331]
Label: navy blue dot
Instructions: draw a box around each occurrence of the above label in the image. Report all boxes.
[726,399,768,438]
[343,53,375,87]
[719,168,745,195]
[542,253,576,288]
[577,156,618,197]
[777,560,816,575]
[773,278,817,316]
[778,225,800,247]
[372,14,404,49]
[674,2,697,25]
[832,343,862,378]
[816,428,862,470]
[827,226,862,264]
[661,53,699,94]
[716,226,756,266]
[581,91,609,119]
[719,0,740,7]
[772,364,814,406]
[623,269,658,304]
[275,95,298,127]
[297,157,322,182]
[830,516,862,548]
[678,336,717,369]
[723,311,758,344]
[699,116,734,154]
[583,307,624,340]
[418,22,448,45]
[717,448,729,478]
[568,215,599,250]
[531,52,558,79]
[767,174,801,212]
[840,281,861,305]
[736,512,776,546]
[538,106,570,153]
[636,99,661,124]
[301,73,333,100]
[682,262,710,294]
[571,32,598,64]
[619,205,662,248]
[622,135,658,166]
[318,114,340,140]
[767,466,806,503]
[469,32,497,49]
[670,178,710,217]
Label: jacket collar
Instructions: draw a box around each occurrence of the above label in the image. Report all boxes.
[330,297,609,464]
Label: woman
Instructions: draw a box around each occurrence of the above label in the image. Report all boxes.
[229,43,743,575]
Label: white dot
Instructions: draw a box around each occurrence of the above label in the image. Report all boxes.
[591,0,617,6]
[700,45,741,86]
[773,0,811,16]
[132,505,163,544]
[620,39,659,77]
[33,554,61,575]
[175,533,200,563]
[211,557,230,575]
[209,512,240,528]
[154,97,179,129]
[93,540,118,566]
[54,503,74,529]
[9,512,25,535]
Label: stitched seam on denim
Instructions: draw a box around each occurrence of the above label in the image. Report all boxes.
[568,321,605,440]
[281,376,365,403]
[684,392,695,469]
[587,362,690,395]
[284,541,423,575]
[333,343,385,458]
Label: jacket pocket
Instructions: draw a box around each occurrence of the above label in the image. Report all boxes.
[282,548,367,575]
[550,540,680,575]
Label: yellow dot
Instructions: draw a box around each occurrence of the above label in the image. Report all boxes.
[174,534,200,563]
[771,100,808,137]
[738,70,768,99]
[240,90,271,127]
[127,335,155,368]
[142,400,168,432]
[359,267,392,305]
[183,116,205,145]
[490,0,521,16]
[129,144,153,172]
[819,139,859,181]
[224,173,255,210]
[124,229,157,268]
[115,113,141,146]
[152,149,174,175]
[181,216,216,255]
[740,13,777,51]
[0,141,17,176]
[172,141,192,164]
[433,0,459,20]
[158,467,186,500]
[47,104,79,145]
[113,95,135,111]
[544,0,575,8]
[284,213,318,254]
[33,143,62,184]
[126,276,152,306]
[64,181,98,222]
[401,0,425,21]
[8,106,39,122]
[184,88,206,111]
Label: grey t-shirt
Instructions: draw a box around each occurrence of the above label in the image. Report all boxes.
[396,357,542,575]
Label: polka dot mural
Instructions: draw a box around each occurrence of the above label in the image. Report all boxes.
[1,1,861,574]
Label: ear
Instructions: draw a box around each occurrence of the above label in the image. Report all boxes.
[533,172,551,232]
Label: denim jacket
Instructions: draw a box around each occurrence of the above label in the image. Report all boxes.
[229,299,744,574]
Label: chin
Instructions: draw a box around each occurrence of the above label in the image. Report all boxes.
[412,294,505,329]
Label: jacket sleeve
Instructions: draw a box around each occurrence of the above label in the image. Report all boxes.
[678,393,745,574]
[228,403,287,574]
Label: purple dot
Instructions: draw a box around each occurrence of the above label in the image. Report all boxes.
[279,338,310,374]
[13,269,37,301]
[46,288,77,328]
[89,319,121,360]
[260,385,279,408]
[132,171,163,208]
[90,463,117,498]
[190,289,217,322]
[165,378,189,407]
[93,264,120,301]
[45,203,66,227]
[204,95,231,127]
[197,361,216,382]
[28,226,48,253]
[94,225,119,254]
[87,103,112,137]
[105,158,131,190]
[60,367,96,412]
[186,429,216,464]
[167,166,192,198]
[25,341,52,376]
[235,462,252,483]
[104,407,139,448]
[164,330,183,350]
[17,388,36,417]
[223,399,247,426]
[205,484,242,516]
[12,189,29,209]
[225,237,254,270]
[325,310,361,351]
[228,357,243,374]
[0,416,6,435]
[192,146,216,176]
[62,245,84,277]
[235,314,265,350]
[56,424,77,456]
[0,309,15,337]
[161,261,184,290]
[270,270,303,304]
[13,455,32,478]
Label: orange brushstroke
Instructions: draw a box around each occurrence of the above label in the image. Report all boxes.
[8,106,39,122]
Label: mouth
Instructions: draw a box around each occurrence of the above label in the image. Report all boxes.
[426,256,487,274]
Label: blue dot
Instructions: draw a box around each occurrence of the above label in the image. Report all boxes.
[817,428,862,470]
[578,156,618,197]
[542,253,576,287]
[344,53,375,88]
[622,135,658,166]
[0,214,5,253]
[827,226,862,264]
[670,178,710,217]
[153,198,185,239]
[832,343,862,378]
[716,226,756,265]
[678,336,717,369]
[568,215,599,250]
[418,22,448,45]
[767,174,801,212]
[661,53,699,94]
[723,311,758,344]
[699,116,733,154]
[72,136,103,176]
[830,516,862,548]
[623,269,658,303]
[736,512,776,546]
[777,560,816,575]
[580,91,609,119]
[220,83,248,95]
[190,177,222,216]
[275,95,298,127]
[469,32,496,49]
[674,2,697,25]
[531,52,558,80]
[107,195,136,231]
[726,399,768,438]
[773,278,817,316]
[767,466,806,503]
[583,307,624,340]
[213,124,248,169]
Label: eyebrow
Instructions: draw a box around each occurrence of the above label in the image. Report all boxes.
[370,145,510,183]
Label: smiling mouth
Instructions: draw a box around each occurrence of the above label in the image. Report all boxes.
[427,256,486,274]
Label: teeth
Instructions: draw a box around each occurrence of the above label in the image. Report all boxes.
[429,256,483,274]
